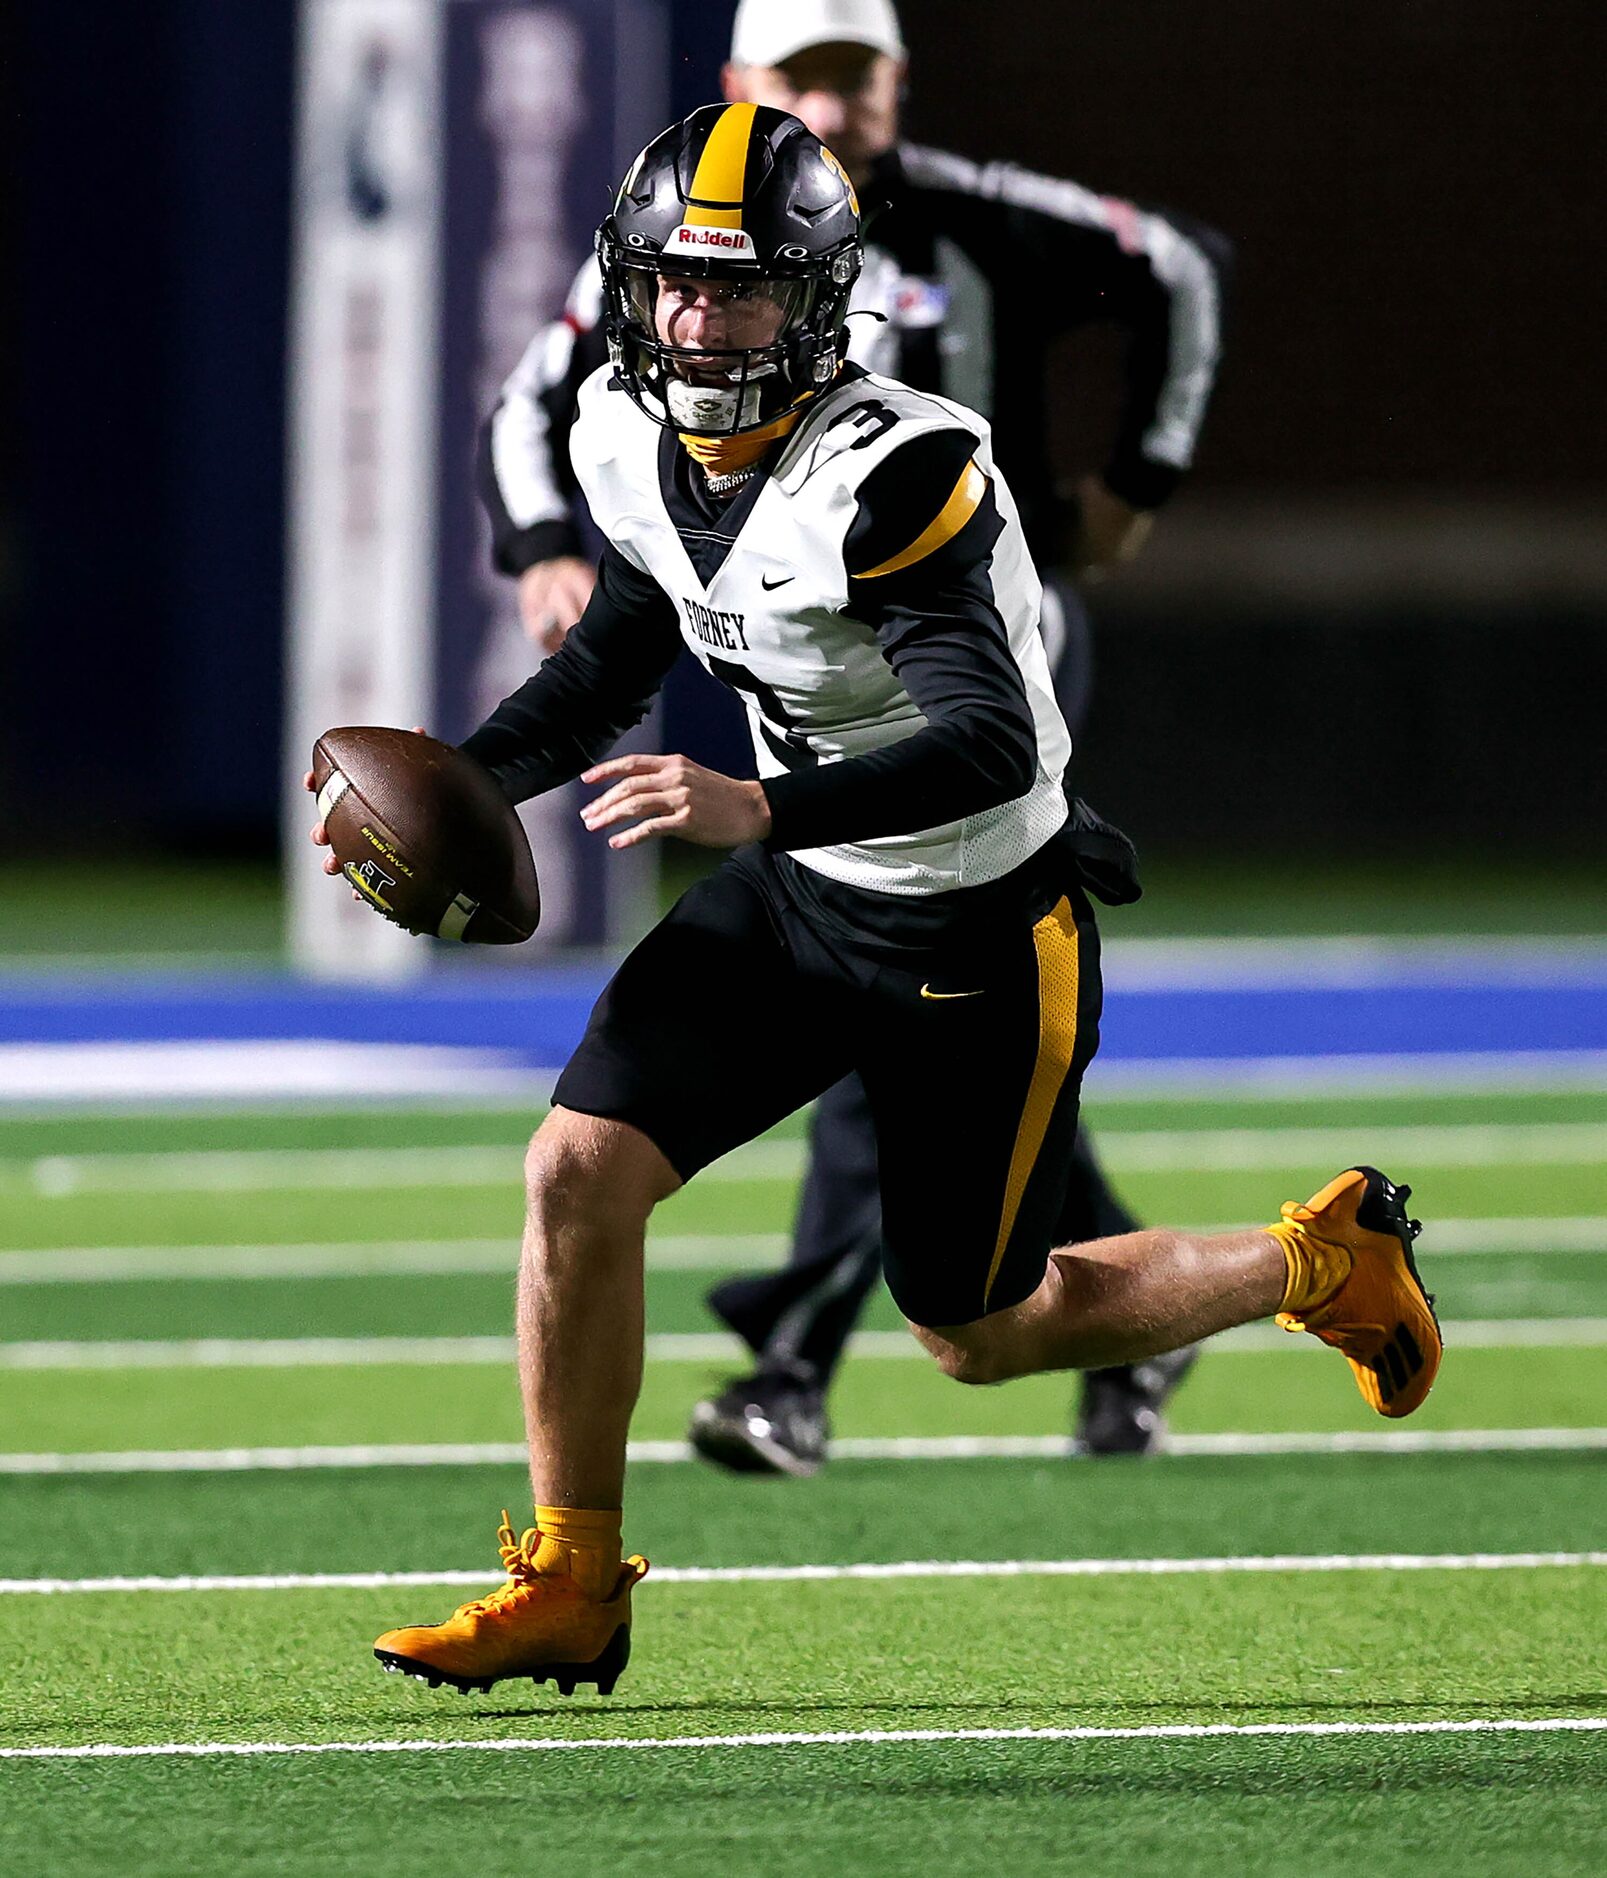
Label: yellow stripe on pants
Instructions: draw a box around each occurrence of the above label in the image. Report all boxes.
[983,896,1081,1310]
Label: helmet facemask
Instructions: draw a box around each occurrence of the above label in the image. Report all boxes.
[604,253,851,437]
[598,105,863,437]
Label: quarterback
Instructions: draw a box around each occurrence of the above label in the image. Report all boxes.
[354,106,1441,1697]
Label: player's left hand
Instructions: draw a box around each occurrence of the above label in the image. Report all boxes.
[1072,474,1153,576]
[580,753,772,851]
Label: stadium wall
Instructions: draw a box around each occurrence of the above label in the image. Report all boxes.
[5,0,1601,863]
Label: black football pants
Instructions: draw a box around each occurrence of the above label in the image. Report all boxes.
[704,576,1143,1381]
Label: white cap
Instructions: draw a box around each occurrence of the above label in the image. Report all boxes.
[729,0,905,70]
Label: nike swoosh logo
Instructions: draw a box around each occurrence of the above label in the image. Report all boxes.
[920,984,985,1000]
[760,573,794,590]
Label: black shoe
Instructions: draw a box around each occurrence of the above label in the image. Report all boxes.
[687,1362,828,1478]
[1073,1344,1200,1456]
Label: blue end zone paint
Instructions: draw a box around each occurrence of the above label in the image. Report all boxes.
[2,959,1605,1068]
[1105,982,1607,1059]
[0,972,604,1067]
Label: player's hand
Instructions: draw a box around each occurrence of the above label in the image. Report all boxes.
[518,557,597,654]
[304,726,427,881]
[1071,474,1153,576]
[304,771,342,877]
[580,753,772,851]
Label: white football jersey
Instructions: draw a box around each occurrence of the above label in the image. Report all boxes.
[569,364,1071,897]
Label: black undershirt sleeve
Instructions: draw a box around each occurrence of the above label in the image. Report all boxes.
[761,429,1040,853]
[460,541,682,804]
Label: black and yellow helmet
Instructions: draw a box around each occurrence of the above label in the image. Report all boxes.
[597,103,862,437]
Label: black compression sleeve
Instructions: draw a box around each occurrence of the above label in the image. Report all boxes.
[760,587,1038,851]
[460,542,682,804]
[762,434,1038,852]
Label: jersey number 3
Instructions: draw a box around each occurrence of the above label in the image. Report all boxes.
[840,400,897,449]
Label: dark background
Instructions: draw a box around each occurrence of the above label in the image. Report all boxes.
[5,0,1602,859]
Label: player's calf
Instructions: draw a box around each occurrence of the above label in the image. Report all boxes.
[516,1109,678,1513]
[914,1171,1441,1423]
[910,1247,1214,1383]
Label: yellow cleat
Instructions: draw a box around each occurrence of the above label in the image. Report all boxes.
[374,1513,648,1696]
[1275,1166,1442,1418]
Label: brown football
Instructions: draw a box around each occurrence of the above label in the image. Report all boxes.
[311,727,540,944]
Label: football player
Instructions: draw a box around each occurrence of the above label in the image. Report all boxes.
[481,0,1229,1470]
[355,106,1440,1697]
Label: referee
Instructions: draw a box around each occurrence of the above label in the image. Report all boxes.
[478,0,1232,1469]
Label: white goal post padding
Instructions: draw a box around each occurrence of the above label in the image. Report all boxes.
[285,0,445,980]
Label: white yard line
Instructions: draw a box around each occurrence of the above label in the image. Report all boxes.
[2,1716,1602,1763]
[1099,935,1607,986]
[3,1050,1604,1119]
[2,1217,1602,1286]
[2,1428,1602,1475]
[13,1140,804,1195]
[1097,1123,1607,1173]
[11,1121,1607,1195]
[1083,1050,1607,1097]
[827,1429,1607,1459]
[0,1042,548,1106]
[1425,1217,1607,1254]
[3,1317,1602,1371]
[0,1335,530,1368]
[0,1234,788,1284]
[2,1551,1600,1597]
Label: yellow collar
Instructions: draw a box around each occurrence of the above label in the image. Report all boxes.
[677,406,802,477]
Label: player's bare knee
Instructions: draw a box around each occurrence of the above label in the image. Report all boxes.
[911,1322,1015,1387]
[522,1114,590,1218]
[945,1344,1018,1386]
[939,1345,998,1386]
[523,1108,678,1235]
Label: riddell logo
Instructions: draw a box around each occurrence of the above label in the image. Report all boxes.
[666,223,757,260]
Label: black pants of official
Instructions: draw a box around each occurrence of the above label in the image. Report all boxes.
[705,576,1139,1383]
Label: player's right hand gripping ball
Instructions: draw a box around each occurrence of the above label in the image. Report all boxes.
[312,727,540,943]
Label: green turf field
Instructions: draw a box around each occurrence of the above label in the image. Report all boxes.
[1,1086,1603,1875]
[5,847,1607,961]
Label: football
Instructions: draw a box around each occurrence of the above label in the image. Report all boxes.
[311,726,541,944]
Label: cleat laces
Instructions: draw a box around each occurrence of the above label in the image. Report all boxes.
[439,1513,648,1626]
[453,1512,547,1621]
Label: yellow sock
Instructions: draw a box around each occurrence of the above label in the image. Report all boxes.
[1266,1219,1352,1315]
[532,1504,623,1600]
